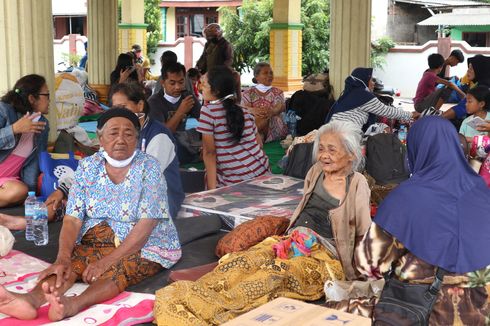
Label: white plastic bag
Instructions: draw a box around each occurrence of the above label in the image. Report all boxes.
[324,279,385,302]
[0,225,14,257]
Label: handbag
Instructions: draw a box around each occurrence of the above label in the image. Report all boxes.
[283,142,314,179]
[373,267,446,326]
[53,129,98,157]
[174,129,202,163]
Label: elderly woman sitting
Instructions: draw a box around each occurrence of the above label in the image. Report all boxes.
[0,108,181,321]
[153,120,372,325]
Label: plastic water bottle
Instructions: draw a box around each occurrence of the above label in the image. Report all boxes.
[285,111,298,138]
[32,202,48,246]
[398,125,407,145]
[24,191,37,241]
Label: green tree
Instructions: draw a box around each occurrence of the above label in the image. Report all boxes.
[219,0,273,73]
[300,0,330,75]
[219,0,330,75]
[144,0,161,55]
[371,36,395,70]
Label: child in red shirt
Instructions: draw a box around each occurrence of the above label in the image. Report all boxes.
[413,53,466,113]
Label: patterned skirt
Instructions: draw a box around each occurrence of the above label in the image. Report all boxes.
[153,236,344,325]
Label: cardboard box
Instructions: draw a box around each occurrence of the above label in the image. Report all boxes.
[223,297,371,326]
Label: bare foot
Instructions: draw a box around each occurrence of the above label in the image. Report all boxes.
[0,213,26,230]
[43,282,75,321]
[0,285,37,320]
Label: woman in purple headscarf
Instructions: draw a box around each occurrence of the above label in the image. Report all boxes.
[325,67,419,131]
[355,116,490,325]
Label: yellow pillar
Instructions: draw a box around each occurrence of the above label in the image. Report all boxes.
[87,0,118,104]
[269,0,303,92]
[166,7,176,42]
[330,0,372,97]
[0,0,57,141]
[119,0,148,54]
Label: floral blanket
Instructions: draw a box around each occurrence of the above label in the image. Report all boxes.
[0,250,155,325]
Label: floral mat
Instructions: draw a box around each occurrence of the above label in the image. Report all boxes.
[0,250,155,325]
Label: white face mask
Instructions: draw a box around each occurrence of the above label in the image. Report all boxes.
[255,84,273,93]
[102,150,136,168]
[350,75,370,91]
[163,90,181,104]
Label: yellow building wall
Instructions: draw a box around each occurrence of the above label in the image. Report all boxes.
[166,7,176,42]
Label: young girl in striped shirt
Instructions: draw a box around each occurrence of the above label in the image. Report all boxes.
[197,66,270,189]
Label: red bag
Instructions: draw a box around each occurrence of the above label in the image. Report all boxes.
[479,154,490,187]
[470,135,490,158]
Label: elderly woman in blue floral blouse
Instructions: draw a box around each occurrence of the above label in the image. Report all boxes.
[0,108,181,321]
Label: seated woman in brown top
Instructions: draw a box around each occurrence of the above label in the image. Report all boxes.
[153,120,372,326]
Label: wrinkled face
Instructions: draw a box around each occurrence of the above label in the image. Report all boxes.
[317,132,354,175]
[162,71,185,97]
[99,117,138,161]
[466,93,485,115]
[30,83,50,114]
[255,66,273,86]
[467,63,475,82]
[200,74,218,101]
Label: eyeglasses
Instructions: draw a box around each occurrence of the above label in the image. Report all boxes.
[38,93,50,100]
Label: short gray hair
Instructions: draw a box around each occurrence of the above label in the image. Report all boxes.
[312,120,364,172]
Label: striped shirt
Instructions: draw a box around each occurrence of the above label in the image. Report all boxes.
[331,97,412,129]
[197,103,270,186]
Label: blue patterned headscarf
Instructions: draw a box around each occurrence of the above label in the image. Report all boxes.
[375,116,490,273]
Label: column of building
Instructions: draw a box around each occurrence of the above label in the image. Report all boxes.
[329,0,372,96]
[87,0,118,104]
[269,0,303,92]
[0,0,57,141]
[119,0,148,54]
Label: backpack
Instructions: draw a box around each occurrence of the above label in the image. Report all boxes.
[366,133,409,185]
[283,142,314,179]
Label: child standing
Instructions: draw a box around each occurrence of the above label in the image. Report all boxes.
[414,53,466,113]
[459,86,490,143]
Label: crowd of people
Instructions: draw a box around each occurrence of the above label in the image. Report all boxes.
[0,22,490,325]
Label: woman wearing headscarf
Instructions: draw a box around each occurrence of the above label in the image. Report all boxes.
[443,54,490,121]
[355,116,490,325]
[325,67,418,131]
[0,108,181,322]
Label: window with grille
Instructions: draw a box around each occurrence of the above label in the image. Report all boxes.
[175,8,218,38]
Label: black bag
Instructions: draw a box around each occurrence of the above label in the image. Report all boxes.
[53,130,98,157]
[366,133,409,185]
[283,142,314,179]
[287,90,334,136]
[174,128,202,164]
[373,267,446,326]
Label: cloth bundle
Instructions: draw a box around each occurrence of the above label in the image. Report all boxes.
[273,229,318,259]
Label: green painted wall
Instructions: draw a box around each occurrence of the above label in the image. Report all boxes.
[451,26,490,40]
[160,7,167,42]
